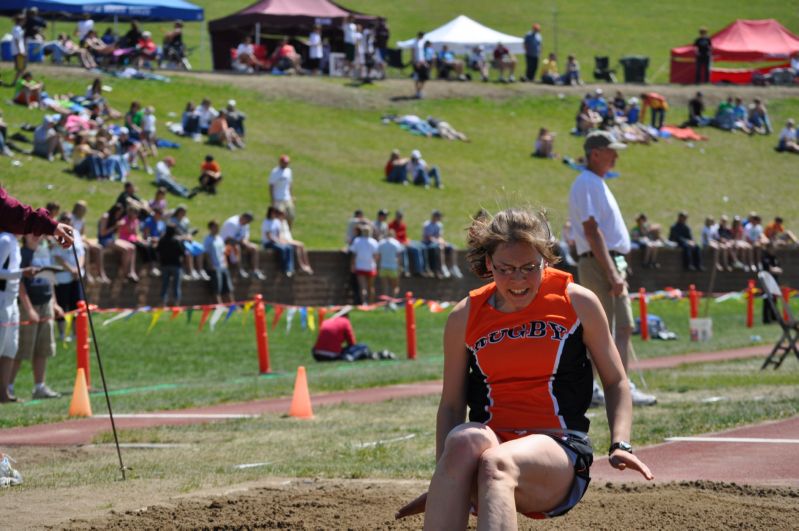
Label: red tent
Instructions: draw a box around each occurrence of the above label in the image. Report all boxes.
[670,19,799,84]
[208,0,377,70]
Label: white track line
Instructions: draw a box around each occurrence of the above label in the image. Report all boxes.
[353,434,416,449]
[96,413,257,419]
[665,436,799,444]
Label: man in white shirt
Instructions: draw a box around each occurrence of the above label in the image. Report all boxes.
[308,25,323,75]
[234,36,261,73]
[221,213,264,280]
[411,32,429,99]
[0,232,39,403]
[11,14,27,88]
[75,13,94,43]
[196,99,218,135]
[568,131,656,406]
[268,154,294,227]
[342,15,357,74]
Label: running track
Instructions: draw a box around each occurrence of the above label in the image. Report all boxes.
[1,346,796,486]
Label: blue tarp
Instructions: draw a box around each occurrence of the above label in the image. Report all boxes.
[1,0,203,21]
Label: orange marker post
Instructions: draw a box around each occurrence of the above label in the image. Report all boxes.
[254,295,271,374]
[405,291,417,360]
[689,284,698,319]
[746,279,755,328]
[75,300,91,388]
[638,288,649,341]
[317,307,326,326]
[782,286,790,323]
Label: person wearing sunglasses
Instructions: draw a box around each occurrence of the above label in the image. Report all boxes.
[396,207,652,527]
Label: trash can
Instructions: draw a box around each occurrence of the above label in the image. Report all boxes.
[620,56,649,83]
[27,41,44,63]
[0,39,12,62]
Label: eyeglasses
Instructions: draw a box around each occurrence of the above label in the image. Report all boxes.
[490,258,545,278]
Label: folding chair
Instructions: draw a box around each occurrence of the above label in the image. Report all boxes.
[758,271,799,369]
[593,56,617,83]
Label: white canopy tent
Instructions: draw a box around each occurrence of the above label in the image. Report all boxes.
[397,15,524,55]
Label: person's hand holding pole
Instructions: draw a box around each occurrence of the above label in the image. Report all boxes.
[53,223,74,249]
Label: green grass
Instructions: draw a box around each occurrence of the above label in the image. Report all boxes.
[0,69,798,249]
[3,0,797,79]
[2,296,793,429]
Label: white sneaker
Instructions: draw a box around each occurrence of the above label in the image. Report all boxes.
[191,270,202,281]
[199,270,211,281]
[591,381,605,407]
[629,380,657,406]
[239,269,249,279]
[451,265,463,279]
[0,455,23,487]
[253,269,266,280]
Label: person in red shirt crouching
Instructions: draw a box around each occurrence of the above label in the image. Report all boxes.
[311,306,395,362]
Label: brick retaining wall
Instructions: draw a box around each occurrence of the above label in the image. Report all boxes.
[85,247,798,307]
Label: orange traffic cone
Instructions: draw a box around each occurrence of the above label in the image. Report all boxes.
[68,368,92,417]
[288,366,313,419]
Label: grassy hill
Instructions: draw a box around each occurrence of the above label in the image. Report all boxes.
[0,67,797,249]
[1,1,797,79]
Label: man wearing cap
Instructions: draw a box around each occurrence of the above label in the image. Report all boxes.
[269,154,295,228]
[407,150,442,189]
[668,212,703,271]
[32,114,63,162]
[225,100,246,138]
[568,131,656,406]
[523,23,542,82]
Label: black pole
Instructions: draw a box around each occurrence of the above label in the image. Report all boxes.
[70,244,126,480]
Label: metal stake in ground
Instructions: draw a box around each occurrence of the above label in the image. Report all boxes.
[71,244,126,480]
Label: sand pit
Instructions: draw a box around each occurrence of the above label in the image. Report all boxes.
[60,477,798,530]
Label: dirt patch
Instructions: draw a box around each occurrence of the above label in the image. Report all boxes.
[56,477,798,530]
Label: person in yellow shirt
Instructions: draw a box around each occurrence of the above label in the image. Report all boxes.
[541,52,561,84]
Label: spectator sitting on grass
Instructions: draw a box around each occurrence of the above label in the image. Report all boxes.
[541,52,561,84]
[208,111,245,151]
[492,42,516,82]
[116,127,150,176]
[349,224,379,304]
[776,119,798,153]
[155,157,197,199]
[377,229,403,302]
[669,211,703,272]
[157,224,183,306]
[196,98,218,135]
[225,100,246,138]
[203,220,234,304]
[197,154,223,194]
[385,149,409,184]
[748,99,772,135]
[13,72,43,108]
[626,97,641,124]
[33,115,64,162]
[564,54,582,85]
[149,186,168,212]
[681,92,710,128]
[575,102,602,135]
[407,150,443,189]
[271,36,302,74]
[221,212,265,280]
[532,127,556,158]
[731,98,752,134]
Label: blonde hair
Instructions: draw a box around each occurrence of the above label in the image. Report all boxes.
[466,207,559,278]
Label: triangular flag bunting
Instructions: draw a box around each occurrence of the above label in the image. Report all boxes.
[102,309,134,327]
[285,307,297,333]
[170,308,182,320]
[146,308,163,335]
[209,306,226,331]
[186,308,194,324]
[225,304,237,321]
[308,307,316,332]
[271,305,284,330]
[299,307,308,330]
[198,306,212,332]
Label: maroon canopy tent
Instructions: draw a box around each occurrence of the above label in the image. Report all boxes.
[208,0,377,70]
[670,19,799,84]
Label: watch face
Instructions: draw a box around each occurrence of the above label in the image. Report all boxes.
[618,442,632,452]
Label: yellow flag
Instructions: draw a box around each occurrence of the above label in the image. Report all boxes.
[62,313,74,346]
[308,307,316,332]
[242,301,254,327]
[146,309,163,335]
[414,298,425,309]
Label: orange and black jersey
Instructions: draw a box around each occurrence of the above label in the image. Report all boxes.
[464,268,593,435]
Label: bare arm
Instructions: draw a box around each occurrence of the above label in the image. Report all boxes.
[583,216,625,296]
[570,283,653,479]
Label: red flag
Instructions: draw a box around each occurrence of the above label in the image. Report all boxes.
[271,305,284,330]
[198,306,213,332]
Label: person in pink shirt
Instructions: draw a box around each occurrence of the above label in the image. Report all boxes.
[118,205,158,277]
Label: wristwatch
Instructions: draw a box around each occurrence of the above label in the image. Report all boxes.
[608,441,633,455]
